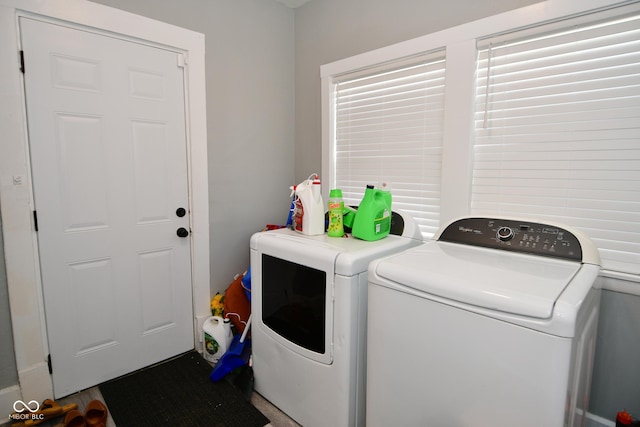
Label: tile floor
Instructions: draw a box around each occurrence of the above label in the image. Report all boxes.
[251,392,301,427]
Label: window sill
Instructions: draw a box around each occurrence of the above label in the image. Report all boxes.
[600,270,640,296]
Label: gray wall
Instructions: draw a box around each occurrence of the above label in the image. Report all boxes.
[90,0,296,292]
[0,206,19,389]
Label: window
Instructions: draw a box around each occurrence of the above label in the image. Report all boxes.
[474,7,640,274]
[331,51,446,236]
[323,0,640,276]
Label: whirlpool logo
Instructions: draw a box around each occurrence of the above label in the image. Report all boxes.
[9,400,45,422]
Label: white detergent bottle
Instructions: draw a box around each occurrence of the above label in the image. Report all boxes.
[294,173,325,236]
[202,316,232,364]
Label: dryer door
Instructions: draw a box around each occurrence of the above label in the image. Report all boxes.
[252,231,336,364]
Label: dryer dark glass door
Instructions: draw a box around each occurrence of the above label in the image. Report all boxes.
[261,254,326,354]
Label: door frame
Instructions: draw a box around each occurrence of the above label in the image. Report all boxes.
[0,0,209,405]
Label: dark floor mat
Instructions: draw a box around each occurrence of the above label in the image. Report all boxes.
[99,351,269,427]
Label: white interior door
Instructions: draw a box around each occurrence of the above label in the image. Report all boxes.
[20,17,194,398]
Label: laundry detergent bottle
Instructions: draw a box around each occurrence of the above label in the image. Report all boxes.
[202,316,232,364]
[352,184,392,241]
[327,189,345,237]
[293,173,325,236]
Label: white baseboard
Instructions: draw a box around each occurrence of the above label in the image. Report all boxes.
[0,384,21,422]
[18,361,53,402]
[586,411,616,427]
[195,314,211,354]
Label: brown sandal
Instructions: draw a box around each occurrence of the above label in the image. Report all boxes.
[63,410,86,427]
[84,400,108,427]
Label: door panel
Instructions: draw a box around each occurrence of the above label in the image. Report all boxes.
[57,113,109,230]
[132,121,172,223]
[20,17,194,397]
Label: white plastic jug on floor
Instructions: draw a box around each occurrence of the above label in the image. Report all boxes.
[202,316,232,363]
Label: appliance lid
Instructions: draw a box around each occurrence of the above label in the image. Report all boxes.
[251,228,420,276]
[373,241,582,319]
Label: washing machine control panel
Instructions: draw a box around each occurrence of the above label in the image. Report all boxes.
[439,218,582,261]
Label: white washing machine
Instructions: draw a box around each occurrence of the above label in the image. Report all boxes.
[250,212,422,427]
[366,217,601,427]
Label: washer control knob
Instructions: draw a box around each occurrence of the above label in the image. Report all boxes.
[496,226,514,241]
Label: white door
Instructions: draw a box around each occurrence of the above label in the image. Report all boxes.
[20,17,194,398]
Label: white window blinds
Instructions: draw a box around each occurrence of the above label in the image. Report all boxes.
[473,7,640,274]
[333,51,446,236]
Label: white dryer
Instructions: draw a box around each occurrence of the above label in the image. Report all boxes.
[366,217,601,427]
[250,212,422,427]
